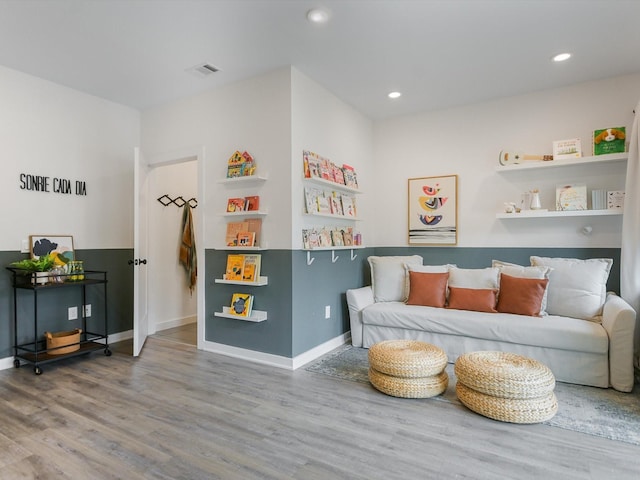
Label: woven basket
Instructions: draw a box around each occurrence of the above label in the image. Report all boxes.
[45,328,82,355]
[454,351,555,399]
[369,367,448,398]
[368,340,448,378]
[456,382,558,424]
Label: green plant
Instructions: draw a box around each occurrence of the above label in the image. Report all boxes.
[9,254,55,272]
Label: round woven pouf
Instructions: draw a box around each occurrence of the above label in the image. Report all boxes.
[368,340,448,398]
[369,368,448,399]
[454,351,558,424]
[368,340,448,378]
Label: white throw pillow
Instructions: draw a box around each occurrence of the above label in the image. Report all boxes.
[405,264,454,274]
[492,260,553,315]
[530,256,613,321]
[368,255,423,302]
[448,266,500,290]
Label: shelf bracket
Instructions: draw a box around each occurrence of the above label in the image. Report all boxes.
[331,251,339,263]
[306,251,315,266]
[350,249,357,261]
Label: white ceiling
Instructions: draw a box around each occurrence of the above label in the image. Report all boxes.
[0,0,639,120]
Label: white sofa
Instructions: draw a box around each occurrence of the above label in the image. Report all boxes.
[347,255,637,392]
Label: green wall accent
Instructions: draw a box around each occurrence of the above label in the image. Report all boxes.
[0,249,134,358]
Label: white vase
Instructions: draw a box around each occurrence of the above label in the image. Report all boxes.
[530,192,542,210]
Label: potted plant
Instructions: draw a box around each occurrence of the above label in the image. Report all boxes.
[9,254,55,285]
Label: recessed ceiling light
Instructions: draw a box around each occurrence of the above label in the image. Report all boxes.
[307,8,330,23]
[552,53,572,62]
[388,91,402,99]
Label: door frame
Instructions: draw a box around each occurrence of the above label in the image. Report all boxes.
[143,145,206,350]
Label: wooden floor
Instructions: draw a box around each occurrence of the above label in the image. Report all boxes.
[1,338,639,479]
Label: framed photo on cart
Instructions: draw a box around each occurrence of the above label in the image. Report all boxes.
[408,175,458,245]
[29,235,75,262]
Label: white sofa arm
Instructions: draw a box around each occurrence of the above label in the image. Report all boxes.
[602,293,637,392]
[346,286,375,347]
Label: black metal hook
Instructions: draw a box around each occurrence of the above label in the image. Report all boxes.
[157,194,197,208]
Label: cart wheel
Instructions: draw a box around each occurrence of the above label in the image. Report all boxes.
[34,366,43,375]
[104,348,112,357]
[13,359,20,368]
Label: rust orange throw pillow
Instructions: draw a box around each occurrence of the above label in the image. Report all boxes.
[447,286,498,313]
[406,271,449,308]
[496,273,549,317]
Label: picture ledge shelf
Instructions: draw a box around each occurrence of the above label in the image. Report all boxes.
[221,210,267,217]
[303,177,362,194]
[495,152,627,172]
[219,175,268,185]
[214,276,268,286]
[496,209,623,219]
[215,307,267,322]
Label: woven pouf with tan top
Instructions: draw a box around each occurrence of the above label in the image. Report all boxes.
[368,340,448,398]
[454,351,558,424]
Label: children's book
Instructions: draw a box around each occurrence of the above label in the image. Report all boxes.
[226,197,245,212]
[230,293,253,317]
[342,164,359,188]
[331,229,344,247]
[333,165,345,185]
[225,254,245,281]
[593,127,626,155]
[330,192,343,215]
[307,229,320,249]
[237,231,256,247]
[245,218,262,246]
[343,228,353,246]
[242,254,261,282]
[225,221,249,246]
[556,184,587,211]
[341,195,356,217]
[317,195,332,215]
[244,195,260,211]
[304,187,320,214]
[552,138,582,160]
[318,228,333,247]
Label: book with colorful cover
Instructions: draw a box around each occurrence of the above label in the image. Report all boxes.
[593,127,626,155]
[225,254,245,281]
[230,293,253,317]
[306,229,320,249]
[237,231,256,247]
[245,218,262,246]
[329,193,343,215]
[341,195,356,217]
[552,138,582,160]
[343,228,354,246]
[304,187,320,214]
[331,229,344,247]
[317,195,332,214]
[244,195,260,211]
[226,197,246,212]
[226,221,249,246]
[342,164,358,188]
[242,254,261,282]
[318,228,333,247]
[333,165,345,185]
[556,184,587,211]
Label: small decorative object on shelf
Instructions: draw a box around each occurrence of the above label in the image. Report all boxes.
[592,189,607,210]
[552,138,582,160]
[593,127,626,155]
[530,189,542,210]
[607,191,625,210]
[226,150,255,178]
[556,184,587,211]
[498,150,553,166]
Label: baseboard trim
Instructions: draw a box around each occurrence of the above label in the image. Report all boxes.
[155,316,196,332]
[0,329,134,370]
[201,332,350,371]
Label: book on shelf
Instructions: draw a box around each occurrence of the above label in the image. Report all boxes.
[303,150,322,178]
[316,195,332,215]
[225,254,245,281]
[245,217,262,246]
[607,191,625,210]
[237,231,256,247]
[318,228,333,247]
[244,195,260,211]
[226,150,256,178]
[341,194,356,217]
[556,184,587,211]
[343,228,354,246]
[333,165,345,185]
[319,158,333,181]
[593,127,626,155]
[304,187,320,214]
[303,229,320,249]
[552,138,582,160]
[331,229,344,247]
[241,254,262,282]
[329,192,343,215]
[342,164,358,188]
[226,197,246,212]
[230,293,253,317]
[226,221,249,246]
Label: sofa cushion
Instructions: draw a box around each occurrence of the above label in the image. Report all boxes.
[448,267,499,290]
[496,273,549,317]
[406,271,448,308]
[530,256,613,321]
[361,301,608,354]
[492,259,552,315]
[447,286,498,313]
[368,255,423,302]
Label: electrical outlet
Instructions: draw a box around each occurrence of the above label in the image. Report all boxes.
[68,306,78,320]
[325,305,331,319]
[20,239,29,253]
[83,304,91,317]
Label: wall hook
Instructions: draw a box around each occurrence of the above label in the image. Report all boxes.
[306,251,315,265]
[331,251,339,263]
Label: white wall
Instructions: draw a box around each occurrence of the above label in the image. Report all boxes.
[373,73,640,248]
[141,67,293,249]
[148,161,197,330]
[0,65,140,251]
[291,68,374,248]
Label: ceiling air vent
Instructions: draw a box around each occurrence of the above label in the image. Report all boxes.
[186,63,220,78]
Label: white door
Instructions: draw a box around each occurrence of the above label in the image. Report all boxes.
[133,147,149,356]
